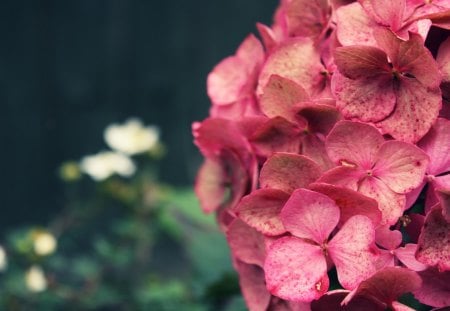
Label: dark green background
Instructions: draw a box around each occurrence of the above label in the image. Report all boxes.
[0,0,278,229]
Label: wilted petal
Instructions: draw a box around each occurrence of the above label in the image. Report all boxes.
[373,141,429,194]
[235,261,271,311]
[227,219,266,267]
[416,205,450,271]
[309,183,382,228]
[328,215,378,290]
[418,118,450,176]
[264,236,328,302]
[332,71,396,123]
[413,268,450,307]
[326,121,385,168]
[235,188,290,236]
[260,153,322,193]
[281,188,340,243]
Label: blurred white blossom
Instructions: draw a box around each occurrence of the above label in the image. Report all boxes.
[0,246,7,271]
[33,231,57,256]
[25,265,47,292]
[104,118,160,155]
[80,151,136,181]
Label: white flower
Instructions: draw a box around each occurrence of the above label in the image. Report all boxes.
[104,118,160,155]
[0,246,7,271]
[80,151,136,181]
[25,265,47,292]
[33,231,57,256]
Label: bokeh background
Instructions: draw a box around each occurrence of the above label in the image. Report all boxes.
[1,0,278,229]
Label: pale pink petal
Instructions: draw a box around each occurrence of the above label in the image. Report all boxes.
[328,215,378,290]
[235,188,290,236]
[235,261,271,311]
[227,219,266,267]
[376,74,442,145]
[309,183,382,228]
[358,177,406,225]
[260,153,322,193]
[413,268,450,307]
[418,118,450,176]
[332,71,396,123]
[335,2,379,46]
[259,75,310,123]
[325,121,385,168]
[360,0,405,30]
[342,266,422,306]
[256,23,278,52]
[334,46,390,79]
[318,166,364,191]
[257,38,326,97]
[375,225,402,250]
[373,141,429,194]
[281,188,340,243]
[264,236,328,302]
[285,0,331,38]
[416,205,450,271]
[391,301,416,311]
[394,244,429,271]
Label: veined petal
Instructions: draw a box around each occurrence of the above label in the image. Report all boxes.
[281,188,340,243]
[334,46,390,79]
[264,236,328,302]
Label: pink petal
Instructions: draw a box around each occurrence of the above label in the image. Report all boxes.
[359,0,405,30]
[301,134,335,171]
[256,23,278,52]
[375,249,396,270]
[257,38,326,97]
[437,37,450,99]
[264,236,328,302]
[358,176,406,225]
[373,141,429,194]
[318,166,364,191]
[334,46,390,79]
[309,183,382,228]
[328,215,378,290]
[437,188,450,223]
[311,289,385,310]
[259,75,310,123]
[332,71,396,123]
[375,225,402,250]
[195,159,228,213]
[394,244,429,271]
[335,2,379,47]
[416,205,450,271]
[342,267,422,306]
[235,188,290,236]
[227,219,266,267]
[235,261,271,311]
[260,153,322,193]
[391,301,416,311]
[281,188,340,244]
[285,0,331,38]
[418,118,450,176]
[413,268,450,307]
[296,104,342,135]
[326,121,385,168]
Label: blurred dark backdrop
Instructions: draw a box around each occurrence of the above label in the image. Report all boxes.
[0,0,278,229]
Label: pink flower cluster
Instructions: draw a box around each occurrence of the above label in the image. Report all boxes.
[193,0,450,310]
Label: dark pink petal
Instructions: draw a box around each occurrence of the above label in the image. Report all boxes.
[227,219,266,267]
[264,236,328,302]
[413,268,450,307]
[309,183,382,228]
[342,267,422,306]
[318,166,364,191]
[334,46,390,79]
[311,289,385,311]
[259,75,310,123]
[301,134,335,171]
[235,261,271,311]
[418,118,450,176]
[335,2,379,46]
[375,225,402,250]
[257,38,326,97]
[426,175,450,212]
[394,244,428,271]
[405,180,425,210]
[326,121,385,168]
[260,153,322,193]
[235,188,290,236]
[285,0,331,38]
[256,23,278,52]
[249,117,302,157]
[281,188,340,243]
[416,205,450,271]
[437,188,450,223]
[373,141,429,194]
[328,215,378,290]
[358,177,406,225]
[296,104,342,135]
[404,213,425,243]
[332,71,396,123]
[437,37,450,99]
